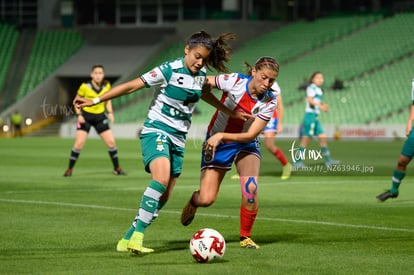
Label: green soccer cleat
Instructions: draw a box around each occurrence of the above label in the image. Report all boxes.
[240,237,260,249]
[281,163,292,180]
[376,190,399,202]
[116,238,129,252]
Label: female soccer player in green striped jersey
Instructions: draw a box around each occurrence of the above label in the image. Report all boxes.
[75,30,249,254]
[293,71,339,168]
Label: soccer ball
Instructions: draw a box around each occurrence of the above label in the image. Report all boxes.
[189,228,226,263]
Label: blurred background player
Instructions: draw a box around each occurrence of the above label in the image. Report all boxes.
[262,82,292,179]
[293,71,339,168]
[376,78,414,202]
[181,56,279,249]
[63,65,126,177]
[11,110,22,137]
[75,31,244,254]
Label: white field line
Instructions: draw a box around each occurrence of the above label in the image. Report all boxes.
[0,179,390,195]
[0,198,413,233]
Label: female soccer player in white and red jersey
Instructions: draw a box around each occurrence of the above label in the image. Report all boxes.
[230,81,292,180]
[181,56,279,249]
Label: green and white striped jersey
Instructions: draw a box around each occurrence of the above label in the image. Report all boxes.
[305,83,323,115]
[140,57,207,147]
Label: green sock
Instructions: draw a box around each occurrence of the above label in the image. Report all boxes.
[123,225,136,240]
[295,146,306,163]
[135,180,167,233]
[321,147,331,163]
[391,169,405,194]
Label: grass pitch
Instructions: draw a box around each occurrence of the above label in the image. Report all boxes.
[0,137,413,274]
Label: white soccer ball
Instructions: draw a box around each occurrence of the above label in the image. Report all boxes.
[189,228,226,263]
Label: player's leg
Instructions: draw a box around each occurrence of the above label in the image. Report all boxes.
[124,156,170,254]
[235,153,261,249]
[97,122,126,175]
[121,132,177,253]
[263,130,291,180]
[63,126,89,176]
[377,136,414,201]
[117,175,176,253]
[181,168,224,226]
[294,114,312,168]
[294,135,310,168]
[151,142,185,221]
[315,121,338,166]
[317,133,333,165]
[181,140,234,226]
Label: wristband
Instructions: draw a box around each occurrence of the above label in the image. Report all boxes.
[92,97,100,104]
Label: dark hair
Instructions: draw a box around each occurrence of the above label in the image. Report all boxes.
[309,71,322,83]
[91,64,105,71]
[243,56,279,76]
[187,30,235,73]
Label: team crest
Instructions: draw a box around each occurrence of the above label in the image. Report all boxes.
[156,141,164,152]
[252,106,260,114]
[194,76,204,89]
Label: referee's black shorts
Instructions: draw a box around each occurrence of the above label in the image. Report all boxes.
[77,111,110,134]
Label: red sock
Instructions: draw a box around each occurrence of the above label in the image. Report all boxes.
[240,206,258,237]
[274,148,288,166]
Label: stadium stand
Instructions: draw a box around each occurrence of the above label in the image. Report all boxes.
[3,12,413,135]
[15,30,84,101]
[113,42,184,122]
[0,24,19,99]
[279,12,414,125]
[112,13,414,126]
[303,53,413,125]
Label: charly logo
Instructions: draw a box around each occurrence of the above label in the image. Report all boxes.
[289,140,323,163]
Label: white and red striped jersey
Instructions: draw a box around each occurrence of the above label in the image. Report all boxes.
[207,73,276,136]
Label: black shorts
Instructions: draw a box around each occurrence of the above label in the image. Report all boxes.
[77,111,110,134]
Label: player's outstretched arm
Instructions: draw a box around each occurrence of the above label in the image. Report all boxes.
[74,78,145,108]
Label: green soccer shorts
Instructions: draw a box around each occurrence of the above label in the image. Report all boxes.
[401,130,414,158]
[140,131,185,178]
[302,112,324,137]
